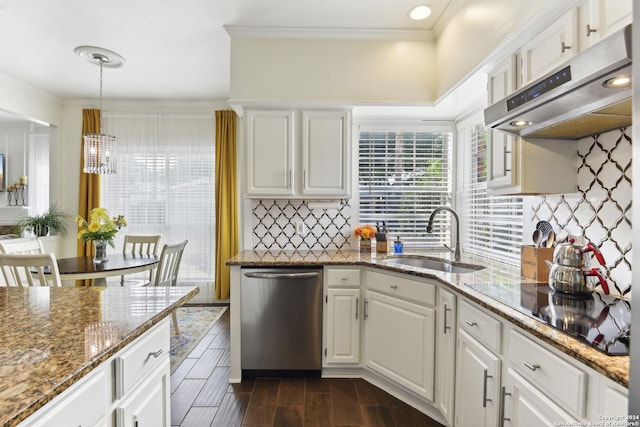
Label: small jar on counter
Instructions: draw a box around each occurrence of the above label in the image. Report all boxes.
[394,236,403,254]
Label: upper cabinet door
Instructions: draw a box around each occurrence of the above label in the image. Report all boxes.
[301,110,351,197]
[520,9,578,86]
[578,0,632,50]
[486,56,518,190]
[245,110,295,197]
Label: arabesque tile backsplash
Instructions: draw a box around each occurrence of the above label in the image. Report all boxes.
[251,200,352,251]
[532,127,632,297]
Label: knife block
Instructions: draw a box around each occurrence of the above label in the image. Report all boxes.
[520,245,553,281]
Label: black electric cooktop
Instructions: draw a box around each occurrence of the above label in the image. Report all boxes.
[464,282,631,356]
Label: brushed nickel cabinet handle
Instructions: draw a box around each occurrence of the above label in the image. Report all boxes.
[524,361,541,371]
[443,304,452,334]
[390,285,398,289]
[465,321,478,327]
[148,349,163,358]
[364,299,369,320]
[503,145,512,173]
[561,42,571,53]
[586,24,597,37]
[499,386,512,427]
[355,297,359,320]
[482,369,493,407]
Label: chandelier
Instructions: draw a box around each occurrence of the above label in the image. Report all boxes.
[75,46,125,175]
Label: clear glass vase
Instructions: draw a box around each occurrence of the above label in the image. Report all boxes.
[93,239,109,264]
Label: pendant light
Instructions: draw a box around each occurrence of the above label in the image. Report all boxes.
[75,46,125,175]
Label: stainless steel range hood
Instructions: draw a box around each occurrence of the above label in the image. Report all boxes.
[484,24,632,140]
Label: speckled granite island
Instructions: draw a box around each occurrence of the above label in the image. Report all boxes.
[227,249,630,423]
[0,285,199,427]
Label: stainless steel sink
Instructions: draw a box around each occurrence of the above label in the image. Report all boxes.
[380,255,484,274]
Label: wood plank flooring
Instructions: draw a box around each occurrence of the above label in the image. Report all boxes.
[170,308,443,427]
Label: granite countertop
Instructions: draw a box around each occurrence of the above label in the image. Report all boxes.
[0,285,199,427]
[226,249,629,387]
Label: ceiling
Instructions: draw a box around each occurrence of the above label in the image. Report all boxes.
[0,0,455,102]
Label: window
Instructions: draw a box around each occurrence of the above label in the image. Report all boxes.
[102,112,215,282]
[457,117,523,264]
[358,125,453,248]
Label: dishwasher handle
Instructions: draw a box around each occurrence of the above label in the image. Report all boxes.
[244,271,320,280]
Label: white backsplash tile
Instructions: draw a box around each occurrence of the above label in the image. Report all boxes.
[532,127,632,297]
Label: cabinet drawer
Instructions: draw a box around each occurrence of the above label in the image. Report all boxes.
[459,300,502,353]
[115,319,170,398]
[367,270,435,305]
[327,268,361,287]
[509,329,587,416]
[25,369,107,427]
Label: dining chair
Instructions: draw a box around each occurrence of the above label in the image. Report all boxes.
[152,240,188,334]
[0,238,45,255]
[120,234,162,286]
[0,253,62,287]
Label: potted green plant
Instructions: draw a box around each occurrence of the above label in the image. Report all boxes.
[16,205,70,237]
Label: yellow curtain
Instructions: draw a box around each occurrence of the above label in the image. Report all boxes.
[78,109,102,286]
[214,110,238,300]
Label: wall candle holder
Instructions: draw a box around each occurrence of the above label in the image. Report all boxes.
[6,184,27,206]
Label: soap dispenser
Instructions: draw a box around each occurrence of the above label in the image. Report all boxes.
[394,236,403,254]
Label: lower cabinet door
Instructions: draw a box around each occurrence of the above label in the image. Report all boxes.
[326,287,360,364]
[116,357,170,427]
[455,329,501,427]
[364,290,435,401]
[435,288,456,426]
[505,368,578,426]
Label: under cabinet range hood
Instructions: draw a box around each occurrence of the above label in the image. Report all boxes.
[484,24,632,140]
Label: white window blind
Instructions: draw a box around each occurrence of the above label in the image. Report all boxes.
[102,112,215,282]
[358,128,453,248]
[459,121,523,264]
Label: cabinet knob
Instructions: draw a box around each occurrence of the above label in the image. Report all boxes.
[586,24,597,37]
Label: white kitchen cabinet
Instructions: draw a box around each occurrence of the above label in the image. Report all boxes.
[455,329,501,427]
[245,109,351,199]
[18,319,171,427]
[520,9,578,86]
[504,368,579,427]
[486,56,517,190]
[324,268,361,365]
[245,110,295,197]
[115,358,171,427]
[578,0,632,50]
[21,368,108,427]
[435,287,456,426]
[364,289,435,401]
[301,110,351,197]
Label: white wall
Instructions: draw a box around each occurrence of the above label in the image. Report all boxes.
[229,37,436,105]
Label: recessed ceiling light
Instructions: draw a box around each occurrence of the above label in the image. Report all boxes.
[603,75,631,89]
[510,120,532,127]
[409,5,432,21]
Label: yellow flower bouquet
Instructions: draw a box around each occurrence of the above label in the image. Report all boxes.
[354,224,377,253]
[75,207,127,248]
[354,224,377,240]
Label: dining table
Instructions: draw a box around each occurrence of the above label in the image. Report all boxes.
[56,254,159,286]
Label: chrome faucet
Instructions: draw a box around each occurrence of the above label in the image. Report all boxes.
[427,206,462,261]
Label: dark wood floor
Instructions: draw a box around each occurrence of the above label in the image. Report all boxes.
[170,308,443,427]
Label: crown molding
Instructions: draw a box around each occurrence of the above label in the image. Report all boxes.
[224,25,434,41]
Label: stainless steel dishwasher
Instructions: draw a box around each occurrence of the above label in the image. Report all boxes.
[240,267,323,376]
